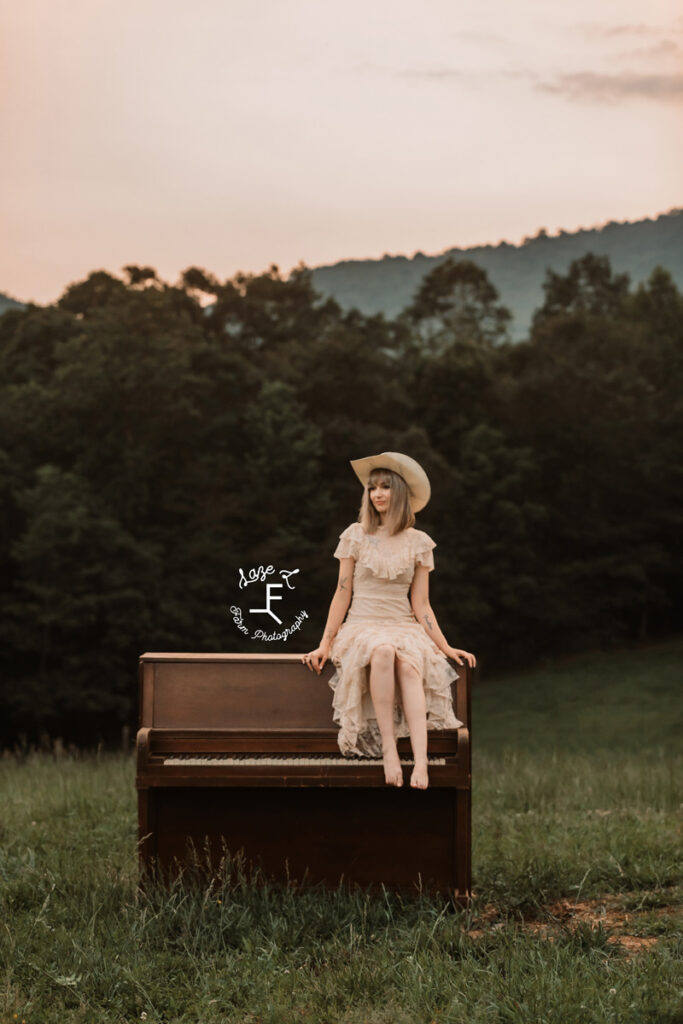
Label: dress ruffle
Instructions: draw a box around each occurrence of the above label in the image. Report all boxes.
[332,523,362,562]
[333,522,436,579]
[329,620,461,756]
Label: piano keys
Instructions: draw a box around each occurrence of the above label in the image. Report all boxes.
[136,652,472,902]
[162,753,448,767]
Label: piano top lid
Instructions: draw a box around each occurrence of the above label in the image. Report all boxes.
[141,652,461,664]
[140,653,311,662]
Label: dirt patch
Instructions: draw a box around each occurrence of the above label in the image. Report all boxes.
[546,896,632,928]
[611,934,660,954]
[464,894,681,956]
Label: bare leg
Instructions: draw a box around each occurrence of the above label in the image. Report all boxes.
[396,656,429,789]
[369,644,403,787]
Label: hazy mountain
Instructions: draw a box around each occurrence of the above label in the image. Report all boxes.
[0,292,26,315]
[310,208,683,341]
[3,208,681,339]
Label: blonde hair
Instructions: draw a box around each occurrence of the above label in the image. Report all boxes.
[358,467,415,535]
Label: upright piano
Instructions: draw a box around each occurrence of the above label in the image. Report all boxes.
[136,653,472,902]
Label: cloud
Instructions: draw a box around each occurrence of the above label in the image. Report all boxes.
[573,21,674,40]
[614,39,681,61]
[394,67,466,80]
[390,64,683,105]
[533,70,683,103]
[447,30,504,45]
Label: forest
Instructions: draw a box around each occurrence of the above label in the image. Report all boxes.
[0,252,681,745]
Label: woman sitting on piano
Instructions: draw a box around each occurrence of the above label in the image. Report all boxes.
[302,451,476,791]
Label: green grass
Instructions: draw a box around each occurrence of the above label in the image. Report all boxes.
[1,638,681,1023]
[473,636,682,754]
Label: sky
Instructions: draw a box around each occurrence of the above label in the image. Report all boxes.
[1,0,682,305]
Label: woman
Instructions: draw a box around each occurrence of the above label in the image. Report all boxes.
[302,451,476,790]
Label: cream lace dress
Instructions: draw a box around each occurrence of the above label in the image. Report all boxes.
[328,521,463,757]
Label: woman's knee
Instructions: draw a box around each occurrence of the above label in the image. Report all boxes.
[370,644,396,669]
[396,654,421,686]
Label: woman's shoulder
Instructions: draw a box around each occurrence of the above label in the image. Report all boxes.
[333,522,364,561]
[339,521,364,539]
[407,525,436,547]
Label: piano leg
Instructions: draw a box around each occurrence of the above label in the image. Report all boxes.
[137,787,157,883]
[452,788,472,908]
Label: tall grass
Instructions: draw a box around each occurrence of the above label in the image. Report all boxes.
[1,638,681,1023]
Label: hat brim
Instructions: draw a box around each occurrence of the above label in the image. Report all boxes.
[350,451,431,513]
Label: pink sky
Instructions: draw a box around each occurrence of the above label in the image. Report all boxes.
[2,0,682,305]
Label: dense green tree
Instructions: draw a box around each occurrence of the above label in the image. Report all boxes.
[401,257,512,352]
[0,464,157,735]
[197,263,342,354]
[419,423,547,667]
[122,265,163,289]
[0,252,681,744]
[241,377,329,556]
[499,258,682,648]
[57,270,130,315]
[532,251,630,326]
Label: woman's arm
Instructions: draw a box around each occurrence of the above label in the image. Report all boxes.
[410,565,476,667]
[302,557,354,673]
[320,557,354,646]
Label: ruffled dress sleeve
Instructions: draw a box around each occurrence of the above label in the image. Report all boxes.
[413,529,436,572]
[333,522,362,561]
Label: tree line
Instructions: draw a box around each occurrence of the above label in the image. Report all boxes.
[0,253,681,745]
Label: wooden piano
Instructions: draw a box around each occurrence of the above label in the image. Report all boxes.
[136,653,472,903]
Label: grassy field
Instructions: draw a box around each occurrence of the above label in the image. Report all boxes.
[1,638,681,1023]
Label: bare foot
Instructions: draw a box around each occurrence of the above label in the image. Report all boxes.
[410,762,429,789]
[382,746,403,787]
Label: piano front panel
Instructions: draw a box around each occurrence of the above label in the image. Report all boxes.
[149,658,337,729]
[150,786,458,892]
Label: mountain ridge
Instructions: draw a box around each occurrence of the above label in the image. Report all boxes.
[309,207,683,340]
[3,208,681,340]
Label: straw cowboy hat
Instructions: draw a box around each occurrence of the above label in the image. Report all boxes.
[350,451,431,513]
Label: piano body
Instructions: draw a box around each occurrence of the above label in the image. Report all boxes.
[136,653,472,902]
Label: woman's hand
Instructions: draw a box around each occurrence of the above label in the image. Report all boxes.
[302,641,330,674]
[445,646,477,668]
